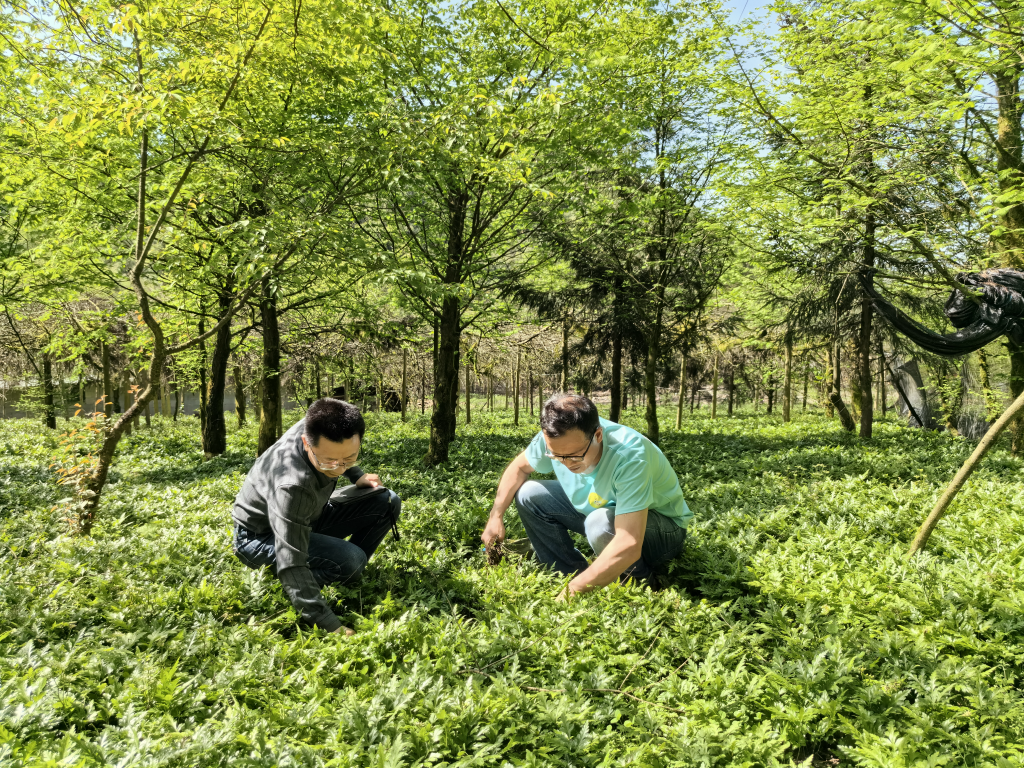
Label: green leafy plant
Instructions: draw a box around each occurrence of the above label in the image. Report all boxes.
[2,408,1024,767]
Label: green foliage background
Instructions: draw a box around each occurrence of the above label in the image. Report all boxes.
[2,411,1023,766]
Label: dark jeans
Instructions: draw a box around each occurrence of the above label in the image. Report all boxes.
[234,486,401,587]
[515,479,686,580]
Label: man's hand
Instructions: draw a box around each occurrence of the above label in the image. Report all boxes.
[355,473,381,489]
[561,510,648,594]
[556,578,590,603]
[332,625,356,635]
[481,514,506,549]
[482,452,533,549]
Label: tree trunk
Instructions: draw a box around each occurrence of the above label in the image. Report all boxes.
[783,333,793,423]
[421,359,426,414]
[609,327,623,423]
[153,368,162,419]
[561,318,570,392]
[427,295,461,465]
[81,350,166,534]
[848,337,862,423]
[401,348,408,422]
[644,310,662,445]
[101,340,113,418]
[728,370,735,416]
[449,350,460,415]
[514,348,521,426]
[278,378,284,435]
[257,277,281,456]
[433,318,439,369]
[877,337,887,416]
[994,65,1024,264]
[675,353,686,429]
[528,366,534,416]
[234,365,246,428]
[162,372,171,418]
[830,337,856,431]
[1008,340,1024,454]
[858,221,876,438]
[142,370,151,428]
[978,347,997,420]
[992,65,1024,452]
[824,347,835,418]
[711,352,719,420]
[202,291,233,456]
[802,362,810,413]
[125,369,135,435]
[198,312,208,435]
[172,379,180,421]
[42,354,56,429]
[465,353,471,425]
[314,358,321,400]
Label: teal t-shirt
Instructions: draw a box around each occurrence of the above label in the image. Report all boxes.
[524,417,692,529]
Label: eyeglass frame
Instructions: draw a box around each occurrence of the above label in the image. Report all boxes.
[544,431,596,464]
[302,434,359,471]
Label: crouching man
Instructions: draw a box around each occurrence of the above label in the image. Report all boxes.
[232,398,401,634]
[481,393,691,599]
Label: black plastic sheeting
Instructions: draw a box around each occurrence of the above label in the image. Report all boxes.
[859,268,1024,357]
[889,359,934,429]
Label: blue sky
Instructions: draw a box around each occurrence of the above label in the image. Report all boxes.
[723,0,772,25]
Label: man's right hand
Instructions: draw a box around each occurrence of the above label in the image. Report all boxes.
[482,451,533,550]
[481,515,506,548]
[332,625,356,635]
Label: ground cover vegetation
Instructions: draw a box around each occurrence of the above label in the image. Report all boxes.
[5,0,1024,761]
[2,408,1024,766]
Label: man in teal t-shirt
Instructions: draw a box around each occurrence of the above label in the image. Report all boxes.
[481,393,691,598]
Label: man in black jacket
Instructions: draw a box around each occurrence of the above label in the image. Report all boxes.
[232,398,401,634]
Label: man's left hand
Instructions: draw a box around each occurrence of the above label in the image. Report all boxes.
[356,473,381,489]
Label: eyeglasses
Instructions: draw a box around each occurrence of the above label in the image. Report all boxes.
[303,437,358,471]
[544,433,594,464]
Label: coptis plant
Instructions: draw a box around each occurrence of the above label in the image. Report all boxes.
[2,407,1024,767]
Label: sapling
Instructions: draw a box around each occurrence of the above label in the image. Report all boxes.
[908,387,1024,556]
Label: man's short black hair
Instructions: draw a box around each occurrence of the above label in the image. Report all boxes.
[540,393,600,438]
[304,398,365,446]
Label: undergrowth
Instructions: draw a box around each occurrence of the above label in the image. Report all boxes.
[1,407,1023,767]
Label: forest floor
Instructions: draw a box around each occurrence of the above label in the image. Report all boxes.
[2,406,1024,767]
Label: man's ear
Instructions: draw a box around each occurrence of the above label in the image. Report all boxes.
[594,427,604,443]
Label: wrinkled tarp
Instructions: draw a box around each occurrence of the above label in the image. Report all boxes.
[890,359,933,428]
[859,269,1024,357]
